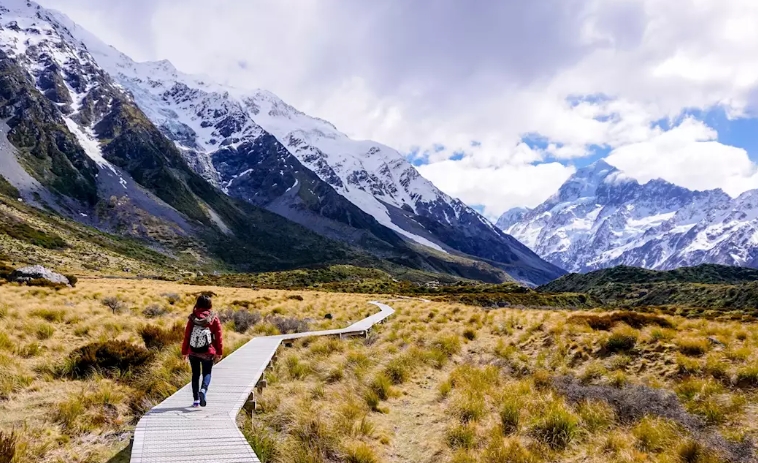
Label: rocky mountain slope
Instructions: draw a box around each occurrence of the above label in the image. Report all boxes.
[48,5,561,285]
[499,160,758,273]
[0,0,361,271]
[0,0,563,284]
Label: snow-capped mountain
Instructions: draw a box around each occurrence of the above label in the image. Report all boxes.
[0,0,563,285]
[499,160,758,273]
[49,9,562,284]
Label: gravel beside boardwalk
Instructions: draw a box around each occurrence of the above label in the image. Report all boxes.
[130,301,395,463]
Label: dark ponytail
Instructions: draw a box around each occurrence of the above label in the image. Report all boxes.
[195,295,212,310]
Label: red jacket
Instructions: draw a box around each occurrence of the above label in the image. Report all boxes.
[181,308,223,358]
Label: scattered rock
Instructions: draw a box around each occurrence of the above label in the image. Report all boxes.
[11,265,69,286]
[324,313,333,320]
[707,337,725,347]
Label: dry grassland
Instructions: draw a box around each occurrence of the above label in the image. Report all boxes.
[0,278,374,463]
[242,300,758,463]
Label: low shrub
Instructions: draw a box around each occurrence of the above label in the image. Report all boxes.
[677,337,710,357]
[67,340,154,379]
[220,309,262,333]
[384,356,412,385]
[270,316,308,334]
[462,328,476,341]
[26,279,66,290]
[0,429,15,463]
[288,294,304,301]
[446,424,475,450]
[142,304,170,318]
[102,296,128,314]
[569,312,672,330]
[368,373,392,401]
[499,397,521,435]
[553,376,702,428]
[343,441,378,463]
[139,324,184,350]
[244,425,278,463]
[530,400,579,449]
[604,331,636,353]
[30,308,66,323]
[35,322,55,340]
[64,274,78,287]
[161,293,181,305]
[735,364,758,389]
[632,416,677,452]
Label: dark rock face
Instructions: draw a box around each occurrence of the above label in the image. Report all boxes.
[0,50,99,205]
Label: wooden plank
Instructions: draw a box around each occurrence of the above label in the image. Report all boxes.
[130,301,394,462]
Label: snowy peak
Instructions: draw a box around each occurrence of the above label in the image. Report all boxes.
[15,6,562,285]
[496,207,531,230]
[500,164,758,273]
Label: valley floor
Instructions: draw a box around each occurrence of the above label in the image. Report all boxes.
[0,279,373,462]
[0,279,757,463]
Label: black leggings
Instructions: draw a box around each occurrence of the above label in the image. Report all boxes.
[189,356,213,401]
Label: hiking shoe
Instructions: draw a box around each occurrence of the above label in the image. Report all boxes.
[199,390,207,407]
[192,400,200,408]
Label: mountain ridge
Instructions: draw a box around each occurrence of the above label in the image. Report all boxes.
[0,0,563,285]
[49,6,563,285]
[499,159,758,273]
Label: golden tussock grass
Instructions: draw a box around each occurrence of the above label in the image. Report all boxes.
[0,278,375,462]
[241,300,758,463]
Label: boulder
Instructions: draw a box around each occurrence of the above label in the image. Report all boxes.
[11,265,70,286]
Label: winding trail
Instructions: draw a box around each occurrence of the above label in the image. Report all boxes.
[130,301,395,463]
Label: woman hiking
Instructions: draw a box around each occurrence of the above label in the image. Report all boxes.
[181,295,223,407]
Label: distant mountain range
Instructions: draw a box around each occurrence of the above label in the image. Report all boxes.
[498,160,758,273]
[0,0,563,285]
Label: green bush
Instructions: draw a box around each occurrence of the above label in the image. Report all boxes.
[384,357,411,385]
[604,332,636,353]
[64,274,78,287]
[139,323,184,350]
[530,402,579,449]
[499,399,520,435]
[369,373,393,401]
[244,425,277,463]
[343,442,378,463]
[736,364,758,389]
[569,312,672,330]
[446,424,475,450]
[0,219,66,249]
[68,340,154,379]
[26,279,66,290]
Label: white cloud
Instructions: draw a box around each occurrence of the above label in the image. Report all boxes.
[606,118,758,196]
[39,0,758,213]
[418,160,575,220]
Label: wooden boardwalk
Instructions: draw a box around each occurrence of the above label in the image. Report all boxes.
[130,301,395,463]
